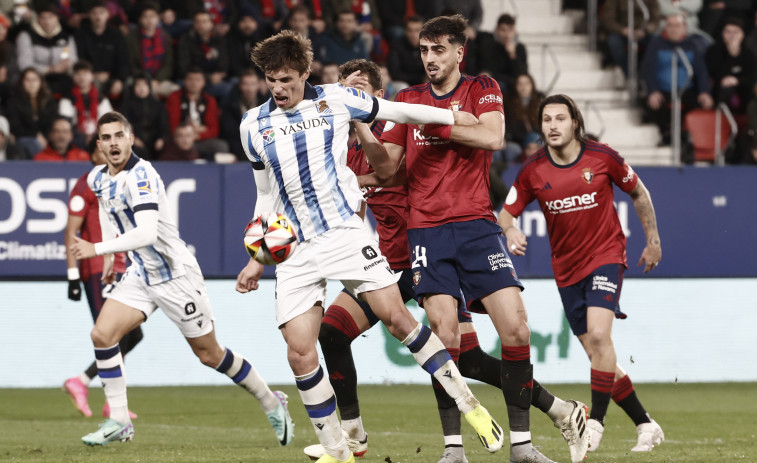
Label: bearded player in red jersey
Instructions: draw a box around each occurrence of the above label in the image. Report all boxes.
[374,15,590,463]
[63,139,142,419]
[499,94,665,453]
[303,59,587,463]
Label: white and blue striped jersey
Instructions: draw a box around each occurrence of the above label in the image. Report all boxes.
[240,82,379,242]
[87,154,198,285]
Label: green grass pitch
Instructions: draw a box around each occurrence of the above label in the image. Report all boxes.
[1,383,755,462]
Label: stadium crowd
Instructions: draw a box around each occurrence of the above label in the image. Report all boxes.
[0,0,756,165]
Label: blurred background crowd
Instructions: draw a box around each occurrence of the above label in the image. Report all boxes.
[0,0,755,168]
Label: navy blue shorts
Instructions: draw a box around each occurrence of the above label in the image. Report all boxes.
[408,219,523,314]
[558,263,628,336]
[341,266,473,325]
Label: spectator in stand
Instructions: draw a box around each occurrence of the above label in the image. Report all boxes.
[322,0,381,33]
[178,10,231,101]
[320,10,369,64]
[387,15,425,86]
[0,115,23,160]
[74,1,130,102]
[497,73,544,166]
[159,121,200,161]
[220,69,266,159]
[658,0,712,53]
[379,63,407,100]
[476,14,528,93]
[375,0,440,42]
[227,6,273,79]
[0,12,19,110]
[127,1,179,98]
[320,62,340,83]
[59,60,113,148]
[202,0,237,37]
[699,0,752,39]
[119,72,170,160]
[283,5,324,78]
[600,0,661,78]
[16,4,77,95]
[705,17,756,117]
[7,68,59,158]
[41,0,89,30]
[641,13,713,146]
[33,117,88,161]
[10,0,35,30]
[239,0,289,32]
[165,67,228,161]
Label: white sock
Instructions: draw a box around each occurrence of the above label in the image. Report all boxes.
[296,366,350,460]
[95,344,130,424]
[546,397,570,422]
[215,348,279,413]
[341,417,366,440]
[402,323,478,414]
[78,372,91,386]
[444,434,463,447]
[511,430,532,446]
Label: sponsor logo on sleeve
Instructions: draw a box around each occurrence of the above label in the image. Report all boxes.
[478,94,503,105]
[137,180,151,196]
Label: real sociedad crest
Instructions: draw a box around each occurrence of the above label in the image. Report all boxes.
[317,100,332,114]
[581,168,594,184]
[262,128,276,144]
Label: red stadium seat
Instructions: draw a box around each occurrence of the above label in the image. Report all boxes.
[684,108,733,163]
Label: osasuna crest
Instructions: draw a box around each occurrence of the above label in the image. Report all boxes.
[581,168,594,184]
[413,271,421,285]
[262,128,276,144]
[449,100,461,111]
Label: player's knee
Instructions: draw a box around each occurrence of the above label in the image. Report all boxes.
[499,322,530,345]
[383,309,416,340]
[90,325,116,348]
[319,322,352,349]
[585,329,612,350]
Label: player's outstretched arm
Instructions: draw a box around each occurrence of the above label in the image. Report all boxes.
[71,209,160,260]
[498,208,527,256]
[375,98,466,126]
[628,178,661,273]
[236,257,264,293]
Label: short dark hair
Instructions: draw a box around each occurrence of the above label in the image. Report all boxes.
[251,30,313,76]
[185,66,205,77]
[419,14,468,47]
[97,111,132,134]
[73,60,93,73]
[138,1,160,16]
[497,14,516,27]
[722,16,744,31]
[88,0,108,11]
[538,94,586,143]
[339,59,382,92]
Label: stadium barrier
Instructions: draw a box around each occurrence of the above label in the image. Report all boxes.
[2,162,756,279]
[2,277,755,387]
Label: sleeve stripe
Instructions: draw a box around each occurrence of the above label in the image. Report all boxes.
[251,161,265,170]
[134,203,158,213]
[363,96,379,124]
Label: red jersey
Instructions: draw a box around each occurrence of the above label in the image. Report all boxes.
[68,173,127,281]
[347,120,410,269]
[381,75,503,229]
[502,140,639,287]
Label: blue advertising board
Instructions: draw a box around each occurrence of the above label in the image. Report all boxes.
[1,162,755,278]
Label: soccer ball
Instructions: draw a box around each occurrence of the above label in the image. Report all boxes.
[243,212,298,265]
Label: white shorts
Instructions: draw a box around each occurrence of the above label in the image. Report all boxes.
[274,216,400,326]
[109,264,216,338]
